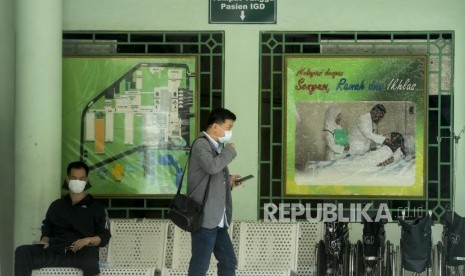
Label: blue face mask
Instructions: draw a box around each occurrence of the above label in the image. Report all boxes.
[219,130,233,143]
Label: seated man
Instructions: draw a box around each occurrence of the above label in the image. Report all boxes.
[15,161,111,276]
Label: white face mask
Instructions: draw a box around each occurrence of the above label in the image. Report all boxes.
[218,130,233,144]
[68,179,86,194]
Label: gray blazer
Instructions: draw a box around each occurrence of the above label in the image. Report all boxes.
[187,133,237,229]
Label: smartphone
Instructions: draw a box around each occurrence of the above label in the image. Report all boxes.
[235,174,254,184]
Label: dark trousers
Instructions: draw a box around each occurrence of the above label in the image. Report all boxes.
[188,227,237,276]
[15,244,100,276]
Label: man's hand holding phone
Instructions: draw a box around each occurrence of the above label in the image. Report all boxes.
[234,174,254,186]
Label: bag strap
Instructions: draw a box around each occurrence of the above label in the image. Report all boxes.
[175,136,211,208]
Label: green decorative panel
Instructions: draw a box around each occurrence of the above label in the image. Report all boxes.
[63,31,225,218]
[259,31,454,221]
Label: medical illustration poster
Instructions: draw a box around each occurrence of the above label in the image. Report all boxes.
[285,56,426,197]
[62,56,197,196]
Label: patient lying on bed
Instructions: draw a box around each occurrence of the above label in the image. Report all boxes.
[350,132,406,167]
[300,132,412,186]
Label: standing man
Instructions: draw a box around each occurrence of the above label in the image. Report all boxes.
[348,104,388,155]
[15,161,111,276]
[187,108,241,276]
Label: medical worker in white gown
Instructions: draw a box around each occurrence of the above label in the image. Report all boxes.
[324,107,350,160]
[348,104,388,156]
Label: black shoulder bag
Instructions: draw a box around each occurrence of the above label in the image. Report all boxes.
[166,137,211,232]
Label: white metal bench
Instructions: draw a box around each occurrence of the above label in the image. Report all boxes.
[103,219,169,275]
[32,267,82,276]
[33,219,316,276]
[235,221,300,276]
[296,221,324,276]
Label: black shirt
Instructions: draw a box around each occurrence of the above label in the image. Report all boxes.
[41,194,111,255]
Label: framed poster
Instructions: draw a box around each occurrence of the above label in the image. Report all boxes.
[62,56,197,196]
[285,56,426,197]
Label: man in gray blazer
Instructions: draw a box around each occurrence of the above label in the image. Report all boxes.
[187,108,241,276]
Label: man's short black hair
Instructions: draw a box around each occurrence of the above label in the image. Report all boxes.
[67,161,89,176]
[371,104,386,114]
[206,108,236,128]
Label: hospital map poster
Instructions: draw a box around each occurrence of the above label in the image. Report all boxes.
[62,56,197,196]
[285,56,426,197]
